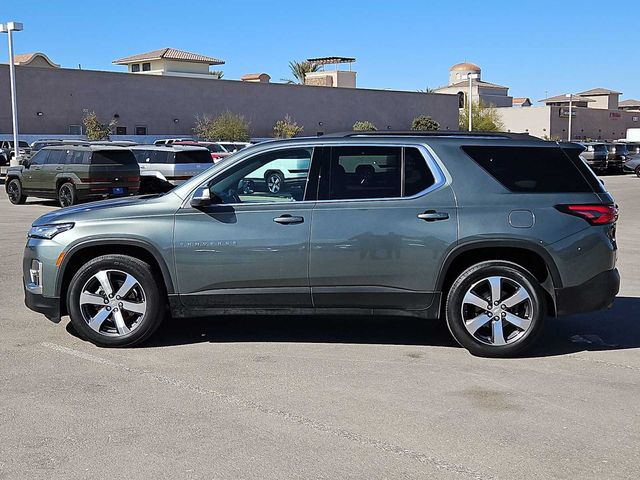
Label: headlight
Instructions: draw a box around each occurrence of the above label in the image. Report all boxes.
[28,223,74,239]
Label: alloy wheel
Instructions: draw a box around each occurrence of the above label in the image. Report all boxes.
[460,276,534,346]
[267,174,282,193]
[7,181,20,203]
[59,185,73,207]
[79,269,147,336]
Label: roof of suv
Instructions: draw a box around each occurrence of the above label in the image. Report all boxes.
[42,144,133,152]
[130,145,210,152]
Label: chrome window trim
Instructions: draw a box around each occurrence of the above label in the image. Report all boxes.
[180,142,448,208]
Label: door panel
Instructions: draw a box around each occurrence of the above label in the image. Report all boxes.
[309,145,457,310]
[174,147,317,308]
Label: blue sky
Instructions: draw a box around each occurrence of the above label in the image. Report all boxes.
[1,0,636,103]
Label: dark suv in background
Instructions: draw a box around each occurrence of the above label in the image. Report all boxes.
[6,145,139,207]
[578,142,608,173]
[22,132,619,357]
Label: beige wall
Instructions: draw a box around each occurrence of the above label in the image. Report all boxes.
[0,65,459,137]
[127,59,211,75]
[581,94,619,110]
[498,105,640,141]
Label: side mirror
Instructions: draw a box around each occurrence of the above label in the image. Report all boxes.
[190,187,223,207]
[22,159,30,168]
[190,187,211,207]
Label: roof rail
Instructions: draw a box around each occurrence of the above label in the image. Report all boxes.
[322,130,541,140]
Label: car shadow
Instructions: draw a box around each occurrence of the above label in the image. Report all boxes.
[90,296,640,357]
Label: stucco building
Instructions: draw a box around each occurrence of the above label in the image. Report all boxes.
[0,60,459,138]
[434,62,513,108]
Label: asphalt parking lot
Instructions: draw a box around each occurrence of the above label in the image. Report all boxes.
[0,174,639,480]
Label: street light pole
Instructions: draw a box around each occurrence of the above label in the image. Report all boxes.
[0,21,23,166]
[565,93,573,142]
[467,73,479,131]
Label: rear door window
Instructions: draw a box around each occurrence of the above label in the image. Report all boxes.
[404,147,435,196]
[45,150,66,165]
[132,150,170,164]
[462,145,603,193]
[175,150,213,164]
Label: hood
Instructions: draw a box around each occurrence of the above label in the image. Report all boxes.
[32,193,181,226]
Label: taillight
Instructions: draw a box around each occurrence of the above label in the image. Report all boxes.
[556,204,618,225]
[127,176,139,182]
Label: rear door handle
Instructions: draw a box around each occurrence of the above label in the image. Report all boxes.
[55,167,63,171]
[273,214,304,225]
[418,210,449,221]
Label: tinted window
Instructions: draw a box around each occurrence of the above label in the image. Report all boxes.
[66,150,86,164]
[142,63,151,71]
[207,148,312,204]
[132,150,170,164]
[462,145,602,193]
[206,144,225,153]
[45,150,67,164]
[91,150,137,165]
[29,150,47,165]
[328,146,401,200]
[404,147,435,196]
[135,126,147,135]
[175,150,213,164]
[19,141,29,148]
[131,64,140,72]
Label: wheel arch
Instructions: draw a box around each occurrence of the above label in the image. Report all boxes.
[436,240,562,316]
[56,238,175,316]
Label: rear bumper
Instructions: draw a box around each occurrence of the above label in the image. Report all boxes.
[555,268,620,316]
[24,287,61,323]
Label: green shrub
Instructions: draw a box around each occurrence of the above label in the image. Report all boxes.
[273,114,304,138]
[411,115,440,131]
[83,111,114,140]
[352,121,377,131]
[194,112,250,141]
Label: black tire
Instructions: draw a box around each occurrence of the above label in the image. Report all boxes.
[58,182,77,207]
[635,166,640,178]
[445,260,546,358]
[265,171,284,194]
[67,254,166,347]
[6,178,27,205]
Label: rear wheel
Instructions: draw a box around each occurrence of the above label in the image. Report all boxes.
[635,166,640,178]
[6,178,27,204]
[445,260,546,357]
[67,254,166,347]
[58,182,77,207]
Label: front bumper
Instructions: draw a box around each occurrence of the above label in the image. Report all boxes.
[24,287,61,323]
[555,268,620,316]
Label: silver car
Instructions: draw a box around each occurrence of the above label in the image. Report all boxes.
[130,145,213,194]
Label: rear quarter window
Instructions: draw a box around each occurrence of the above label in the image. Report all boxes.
[91,150,137,165]
[461,145,604,193]
[175,150,213,164]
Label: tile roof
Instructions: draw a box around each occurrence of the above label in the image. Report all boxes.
[12,52,59,67]
[539,94,595,103]
[113,48,224,65]
[448,79,509,90]
[577,87,621,96]
[512,97,531,104]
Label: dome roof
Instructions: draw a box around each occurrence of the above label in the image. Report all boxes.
[450,62,481,72]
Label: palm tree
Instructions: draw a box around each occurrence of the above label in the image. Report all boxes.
[418,86,436,93]
[281,60,320,84]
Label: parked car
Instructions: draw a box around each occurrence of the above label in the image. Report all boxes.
[218,142,251,153]
[5,145,139,207]
[606,143,628,173]
[241,151,310,194]
[130,145,213,194]
[171,141,231,162]
[578,142,608,173]
[623,155,640,177]
[153,138,194,146]
[22,132,619,357]
[0,140,31,164]
[624,142,640,156]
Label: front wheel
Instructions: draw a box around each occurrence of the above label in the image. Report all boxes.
[445,261,546,357]
[635,166,640,178]
[67,254,166,347]
[58,182,77,207]
[6,178,27,204]
[265,171,284,194]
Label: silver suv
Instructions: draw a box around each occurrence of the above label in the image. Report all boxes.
[130,145,213,194]
[22,132,620,357]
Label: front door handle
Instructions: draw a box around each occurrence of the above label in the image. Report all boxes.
[55,166,63,171]
[273,214,304,225]
[418,210,449,221]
